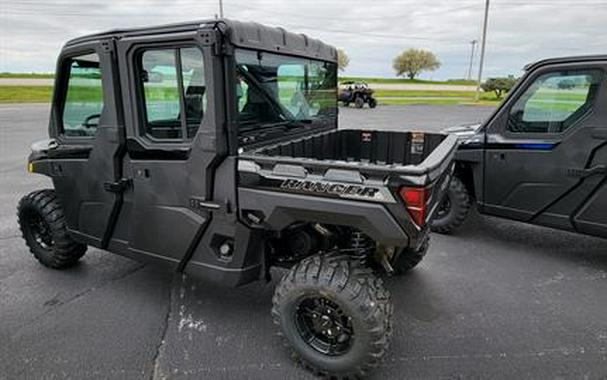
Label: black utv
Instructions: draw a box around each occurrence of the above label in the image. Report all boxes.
[432,55,607,239]
[17,19,457,377]
[338,81,377,108]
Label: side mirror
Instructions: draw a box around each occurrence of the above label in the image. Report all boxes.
[141,70,150,83]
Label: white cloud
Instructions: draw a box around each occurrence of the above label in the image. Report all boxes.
[1,0,606,79]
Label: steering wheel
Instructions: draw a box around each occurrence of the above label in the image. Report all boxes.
[83,114,101,129]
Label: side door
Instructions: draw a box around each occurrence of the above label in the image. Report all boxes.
[572,78,607,238]
[49,39,125,247]
[482,62,606,232]
[115,31,227,266]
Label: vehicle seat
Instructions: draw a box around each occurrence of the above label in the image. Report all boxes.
[185,86,205,120]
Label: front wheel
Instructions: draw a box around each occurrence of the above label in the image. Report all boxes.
[368,97,377,108]
[17,189,87,268]
[354,96,365,108]
[272,254,392,378]
[431,176,472,234]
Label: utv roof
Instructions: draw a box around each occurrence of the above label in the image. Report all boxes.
[525,54,607,71]
[65,18,337,63]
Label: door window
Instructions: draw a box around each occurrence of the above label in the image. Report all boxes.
[507,69,602,134]
[138,47,206,140]
[62,53,104,137]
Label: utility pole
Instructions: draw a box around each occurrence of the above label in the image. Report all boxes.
[219,0,224,18]
[475,0,489,102]
[467,39,478,80]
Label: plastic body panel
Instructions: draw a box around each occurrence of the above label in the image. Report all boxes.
[43,38,126,248]
[451,56,607,239]
[239,129,458,249]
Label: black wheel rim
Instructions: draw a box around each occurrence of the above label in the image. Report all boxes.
[26,212,53,250]
[437,195,451,218]
[294,296,354,356]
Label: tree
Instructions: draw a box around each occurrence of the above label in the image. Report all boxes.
[557,79,576,90]
[337,48,349,72]
[393,49,440,80]
[481,76,517,99]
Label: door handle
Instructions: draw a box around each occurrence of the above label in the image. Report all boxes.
[583,165,607,177]
[103,178,132,193]
[591,128,607,140]
[566,166,606,178]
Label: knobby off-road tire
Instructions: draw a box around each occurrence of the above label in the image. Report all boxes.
[272,254,393,378]
[391,234,429,275]
[431,176,472,234]
[354,96,365,108]
[368,98,377,108]
[17,189,87,269]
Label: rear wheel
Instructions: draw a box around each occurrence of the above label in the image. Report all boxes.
[17,189,87,269]
[272,254,392,378]
[431,176,472,234]
[390,234,429,274]
[354,96,365,108]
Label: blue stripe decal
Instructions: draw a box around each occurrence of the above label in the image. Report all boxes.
[513,143,556,150]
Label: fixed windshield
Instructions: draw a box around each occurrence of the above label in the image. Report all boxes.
[235,49,337,132]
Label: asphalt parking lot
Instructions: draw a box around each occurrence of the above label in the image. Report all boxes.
[1,104,606,379]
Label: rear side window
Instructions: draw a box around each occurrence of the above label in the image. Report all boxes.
[138,47,206,140]
[62,53,104,137]
[507,69,602,134]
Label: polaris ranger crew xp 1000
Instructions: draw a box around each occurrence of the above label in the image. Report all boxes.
[17,20,457,377]
[432,55,607,239]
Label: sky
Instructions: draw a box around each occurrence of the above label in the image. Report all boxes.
[1,0,606,80]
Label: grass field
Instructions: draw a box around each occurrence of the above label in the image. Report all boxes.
[0,86,53,103]
[373,89,501,105]
[0,85,501,105]
[1,72,476,85]
[0,72,55,79]
[340,76,477,85]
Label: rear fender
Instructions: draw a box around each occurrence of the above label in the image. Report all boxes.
[238,188,410,247]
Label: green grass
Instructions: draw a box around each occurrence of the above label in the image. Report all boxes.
[339,76,476,85]
[373,89,501,105]
[0,72,477,85]
[0,85,500,106]
[0,86,53,103]
[374,89,480,98]
[0,72,55,79]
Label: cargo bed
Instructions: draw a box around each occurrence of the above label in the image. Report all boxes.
[240,129,458,181]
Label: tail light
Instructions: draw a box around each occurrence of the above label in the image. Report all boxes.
[399,186,428,227]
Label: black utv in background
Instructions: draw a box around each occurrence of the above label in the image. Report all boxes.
[17,20,457,378]
[433,55,607,239]
[338,81,378,108]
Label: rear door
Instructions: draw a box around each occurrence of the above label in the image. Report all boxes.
[114,30,228,266]
[49,39,125,247]
[482,61,607,234]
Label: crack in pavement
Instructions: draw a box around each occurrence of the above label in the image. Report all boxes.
[10,263,146,338]
[149,273,177,380]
